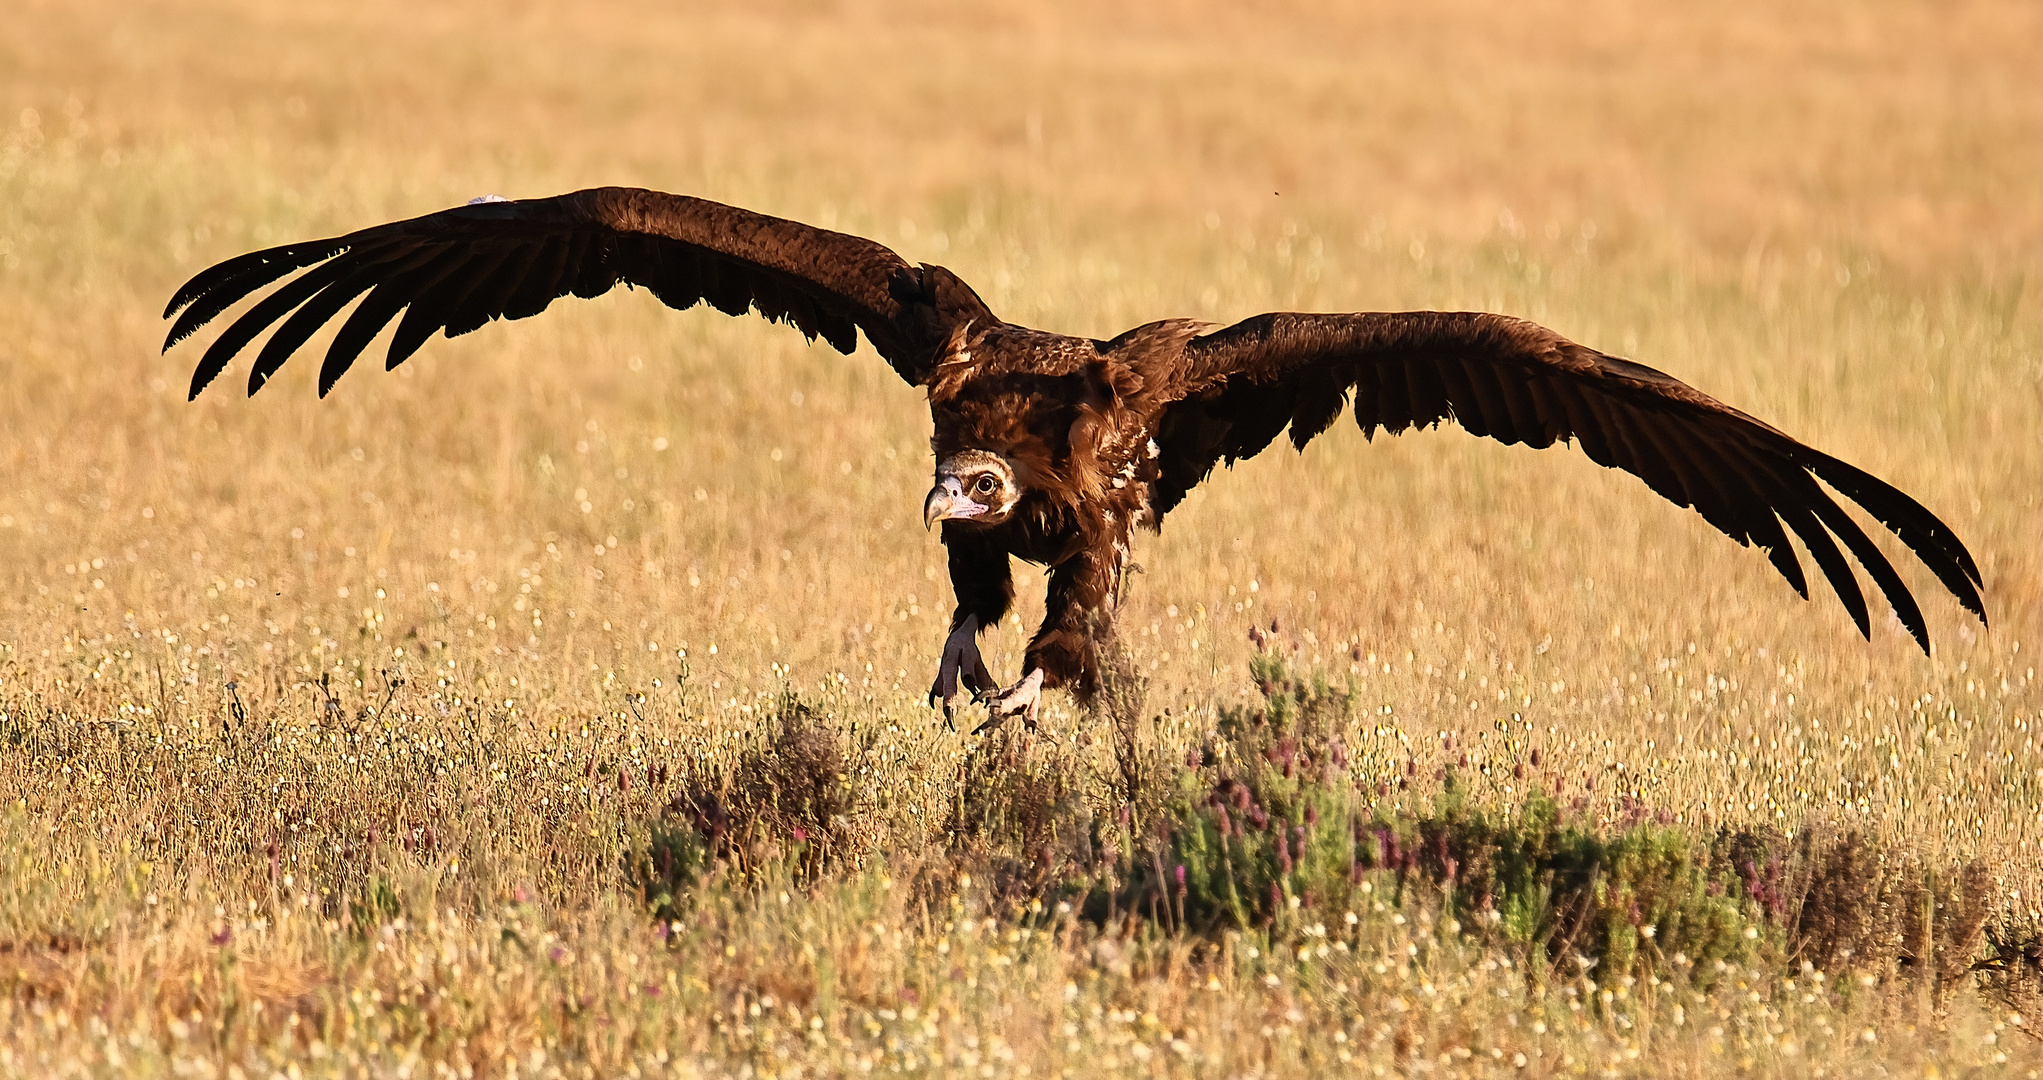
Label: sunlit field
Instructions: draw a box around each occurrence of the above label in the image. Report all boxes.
[4,0,2042,1075]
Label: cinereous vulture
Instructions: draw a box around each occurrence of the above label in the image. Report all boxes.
[163,188,1986,728]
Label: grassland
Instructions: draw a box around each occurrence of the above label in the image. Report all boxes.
[3,0,2042,1075]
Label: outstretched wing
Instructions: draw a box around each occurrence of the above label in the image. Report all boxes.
[1156,310,1984,651]
[163,187,994,396]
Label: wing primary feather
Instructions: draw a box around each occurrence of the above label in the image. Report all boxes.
[187,257,360,400]
[385,304,442,372]
[378,250,493,370]
[246,259,407,397]
[1800,450,1986,619]
[1625,411,1754,538]
[1774,498,1870,636]
[312,248,455,396]
[1629,413,1762,542]
[445,244,540,338]
[326,285,417,379]
[1618,404,1748,526]
[419,244,517,342]
[1675,433,1812,598]
[316,246,467,375]
[1799,480,1932,652]
[163,238,349,328]
[165,255,325,351]
[1594,401,1693,507]
[499,235,572,321]
[384,273,476,371]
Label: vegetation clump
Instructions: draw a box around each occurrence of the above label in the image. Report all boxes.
[635,693,858,915]
[1099,654,2009,1000]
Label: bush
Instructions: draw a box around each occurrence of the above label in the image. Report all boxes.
[630,692,856,917]
[1109,653,1995,988]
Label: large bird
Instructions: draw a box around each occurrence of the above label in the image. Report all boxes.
[164,188,1986,727]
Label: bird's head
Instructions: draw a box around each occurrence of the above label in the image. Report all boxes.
[923,449,1021,529]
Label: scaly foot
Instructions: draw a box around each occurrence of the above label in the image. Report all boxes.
[927,615,995,725]
[972,668,1044,735]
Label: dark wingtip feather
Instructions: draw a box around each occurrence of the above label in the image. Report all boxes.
[1804,485,1932,654]
[1799,448,1986,622]
[1774,499,1870,639]
[163,259,309,353]
[163,248,273,320]
[1767,535,1812,601]
[169,241,366,397]
[164,248,281,319]
[385,301,444,372]
[163,239,350,333]
[1698,441,1812,601]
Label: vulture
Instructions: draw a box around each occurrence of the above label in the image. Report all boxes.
[163,187,1986,728]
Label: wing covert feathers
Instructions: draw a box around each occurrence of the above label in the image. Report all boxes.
[1169,310,1984,652]
[164,187,998,395]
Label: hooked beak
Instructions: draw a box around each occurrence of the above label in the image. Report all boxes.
[923,478,987,529]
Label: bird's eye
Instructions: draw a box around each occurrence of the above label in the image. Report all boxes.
[975,475,996,495]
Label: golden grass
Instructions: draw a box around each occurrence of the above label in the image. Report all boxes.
[3,0,2042,1074]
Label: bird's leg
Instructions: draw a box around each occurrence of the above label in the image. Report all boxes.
[973,667,1044,735]
[932,535,1015,725]
[1011,547,1121,703]
[928,614,996,725]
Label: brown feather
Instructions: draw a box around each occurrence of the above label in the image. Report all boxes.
[1173,309,1983,653]
[165,196,1986,702]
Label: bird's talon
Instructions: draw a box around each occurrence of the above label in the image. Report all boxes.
[973,668,1044,734]
[930,615,989,728]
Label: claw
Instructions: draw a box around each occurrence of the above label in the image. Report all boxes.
[972,668,1044,735]
[928,616,995,725]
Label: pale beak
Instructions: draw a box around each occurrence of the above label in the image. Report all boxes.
[923,478,987,529]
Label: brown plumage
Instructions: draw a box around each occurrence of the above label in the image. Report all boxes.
[164,187,1986,726]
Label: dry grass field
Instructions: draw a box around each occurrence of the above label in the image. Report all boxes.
[4,0,2042,1075]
